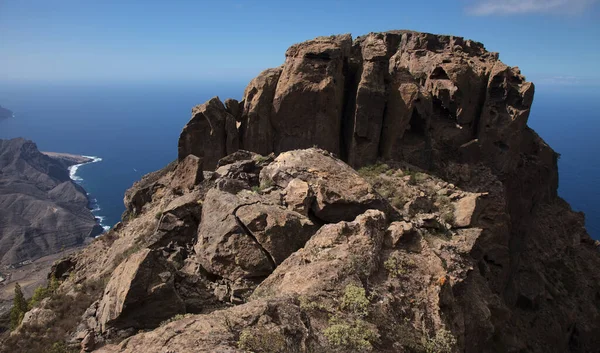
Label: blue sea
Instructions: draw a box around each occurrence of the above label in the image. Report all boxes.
[0,81,598,239]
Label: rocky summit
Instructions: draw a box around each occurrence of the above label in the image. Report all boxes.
[3,31,599,353]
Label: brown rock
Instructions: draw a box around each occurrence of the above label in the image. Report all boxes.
[260,148,386,222]
[178,97,238,170]
[271,35,352,155]
[240,68,282,155]
[170,154,204,191]
[97,248,185,331]
[453,194,479,227]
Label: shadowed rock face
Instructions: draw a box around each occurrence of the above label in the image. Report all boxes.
[0,138,101,265]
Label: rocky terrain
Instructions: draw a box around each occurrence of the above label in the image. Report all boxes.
[0,106,13,120]
[3,31,599,353]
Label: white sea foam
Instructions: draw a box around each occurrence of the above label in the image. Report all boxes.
[67,155,110,233]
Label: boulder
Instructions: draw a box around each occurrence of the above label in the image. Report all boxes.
[254,210,387,296]
[97,248,185,331]
[260,148,387,223]
[170,154,204,191]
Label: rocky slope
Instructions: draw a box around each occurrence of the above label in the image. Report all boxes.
[0,138,102,265]
[4,31,599,353]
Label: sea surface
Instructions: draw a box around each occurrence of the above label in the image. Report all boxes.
[0,81,598,239]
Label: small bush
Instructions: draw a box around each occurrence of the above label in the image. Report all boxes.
[155,211,163,220]
[384,256,415,277]
[159,313,187,326]
[341,284,370,318]
[358,162,390,179]
[324,316,378,352]
[238,327,286,353]
[422,328,457,353]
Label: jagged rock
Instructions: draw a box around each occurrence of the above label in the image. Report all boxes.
[453,194,479,227]
[194,189,273,280]
[241,68,282,155]
[260,148,387,222]
[224,98,242,122]
[254,210,387,296]
[178,97,239,170]
[20,304,56,328]
[97,248,185,332]
[282,179,313,216]
[271,35,352,154]
[50,256,76,280]
[236,203,319,264]
[170,154,204,191]
[123,161,176,217]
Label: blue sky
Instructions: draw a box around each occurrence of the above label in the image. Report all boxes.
[0,0,599,84]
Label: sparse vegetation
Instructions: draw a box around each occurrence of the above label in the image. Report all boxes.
[254,155,269,164]
[252,179,274,193]
[159,313,187,326]
[155,211,163,220]
[324,316,378,352]
[358,162,390,179]
[237,327,287,353]
[28,275,59,309]
[422,328,457,353]
[299,295,333,313]
[341,284,370,317]
[384,255,416,277]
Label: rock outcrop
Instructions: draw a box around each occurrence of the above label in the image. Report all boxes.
[4,31,599,353]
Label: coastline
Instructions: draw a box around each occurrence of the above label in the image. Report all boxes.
[66,156,110,232]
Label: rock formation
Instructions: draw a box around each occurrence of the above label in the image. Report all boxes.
[3,31,599,353]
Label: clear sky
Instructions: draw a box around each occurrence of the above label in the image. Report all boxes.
[1,0,599,85]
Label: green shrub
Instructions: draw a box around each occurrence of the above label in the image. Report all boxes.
[238,327,286,353]
[341,284,370,317]
[422,328,457,353]
[324,316,378,352]
[155,211,163,220]
[159,313,187,326]
[358,162,390,179]
[384,256,415,277]
[9,283,27,330]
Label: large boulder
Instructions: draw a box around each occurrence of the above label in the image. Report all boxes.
[260,148,387,223]
[97,249,185,331]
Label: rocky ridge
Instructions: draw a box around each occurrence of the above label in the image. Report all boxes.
[4,31,599,353]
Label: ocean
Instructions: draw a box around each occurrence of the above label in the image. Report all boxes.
[0,81,598,239]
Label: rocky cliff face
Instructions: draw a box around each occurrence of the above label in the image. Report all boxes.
[0,138,102,265]
[4,31,599,353]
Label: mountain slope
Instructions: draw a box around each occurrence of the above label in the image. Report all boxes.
[0,138,102,265]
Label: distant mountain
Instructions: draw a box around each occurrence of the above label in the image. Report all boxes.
[0,106,13,120]
[0,138,102,265]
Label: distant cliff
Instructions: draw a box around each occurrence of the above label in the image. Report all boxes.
[0,106,13,120]
[0,138,102,265]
